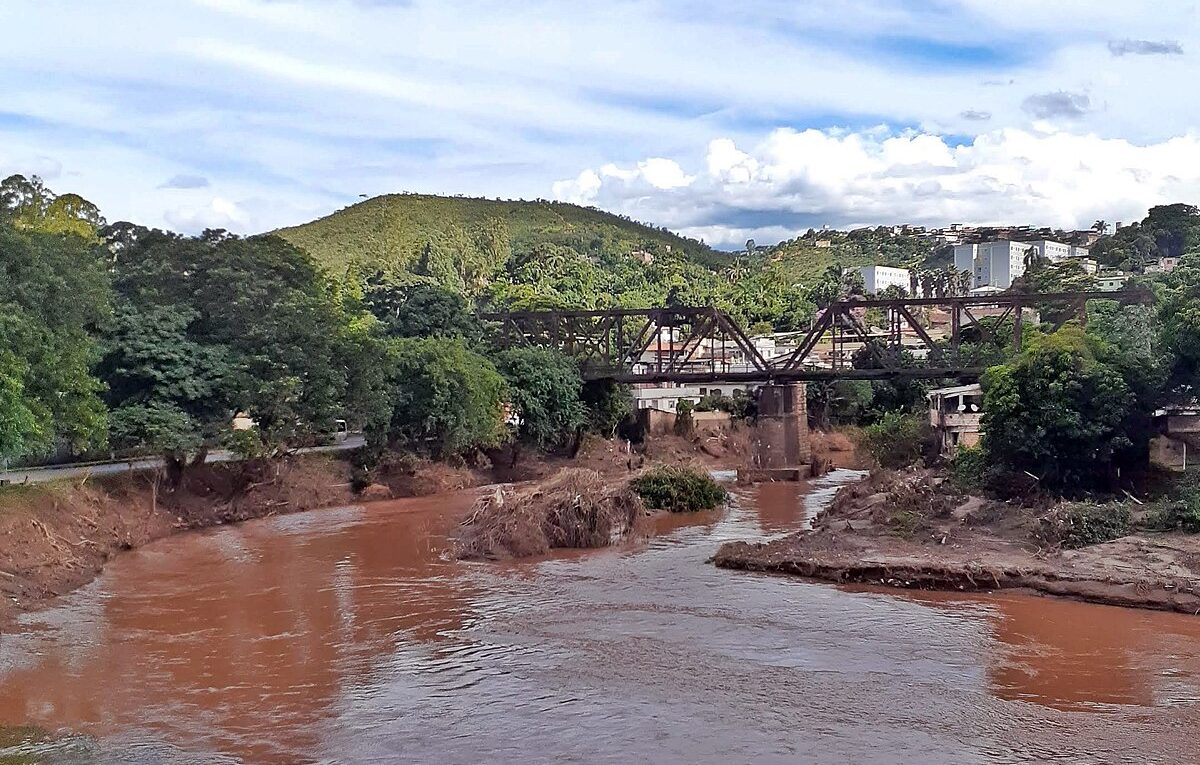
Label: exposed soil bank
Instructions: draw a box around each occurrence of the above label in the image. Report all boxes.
[0,430,753,627]
[0,456,355,627]
[714,468,1200,614]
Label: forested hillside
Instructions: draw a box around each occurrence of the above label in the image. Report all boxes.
[276,193,941,328]
[4,171,1199,485]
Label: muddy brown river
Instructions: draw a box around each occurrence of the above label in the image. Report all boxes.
[3,470,1200,764]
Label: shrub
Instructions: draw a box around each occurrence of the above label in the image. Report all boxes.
[950,445,987,491]
[631,465,727,512]
[1143,471,1200,532]
[1035,503,1132,549]
[857,412,932,469]
[695,390,756,419]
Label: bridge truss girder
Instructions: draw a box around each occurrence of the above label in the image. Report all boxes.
[482,290,1152,384]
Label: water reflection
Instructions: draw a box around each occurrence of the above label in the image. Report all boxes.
[0,473,1199,763]
[898,589,1200,711]
[0,494,481,763]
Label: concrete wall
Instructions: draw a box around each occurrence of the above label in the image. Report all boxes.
[692,411,733,429]
[638,409,677,437]
[1151,435,1189,472]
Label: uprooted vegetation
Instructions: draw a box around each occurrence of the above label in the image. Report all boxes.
[1035,502,1133,549]
[630,465,728,513]
[453,469,647,559]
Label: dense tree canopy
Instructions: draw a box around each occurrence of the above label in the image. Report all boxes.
[981,326,1134,492]
[0,220,110,460]
[494,348,587,449]
[382,337,509,458]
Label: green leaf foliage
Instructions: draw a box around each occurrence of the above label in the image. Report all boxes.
[384,337,509,457]
[631,465,727,512]
[0,219,110,460]
[981,325,1134,492]
[493,348,587,449]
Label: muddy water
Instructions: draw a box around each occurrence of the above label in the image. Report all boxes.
[3,472,1200,764]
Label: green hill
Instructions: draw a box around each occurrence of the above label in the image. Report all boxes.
[761,228,936,285]
[275,194,727,277]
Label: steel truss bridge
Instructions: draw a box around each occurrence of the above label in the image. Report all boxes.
[483,290,1152,384]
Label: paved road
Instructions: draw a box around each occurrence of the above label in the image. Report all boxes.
[0,436,366,485]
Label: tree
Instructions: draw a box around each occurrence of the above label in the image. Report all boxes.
[0,351,41,462]
[1158,252,1200,398]
[97,302,234,472]
[384,337,508,457]
[363,276,482,340]
[580,379,632,437]
[0,223,110,460]
[851,341,928,421]
[806,379,873,429]
[981,325,1134,492]
[106,230,353,459]
[494,348,587,450]
[0,175,105,239]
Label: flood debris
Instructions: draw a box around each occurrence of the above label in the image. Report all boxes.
[453,468,647,559]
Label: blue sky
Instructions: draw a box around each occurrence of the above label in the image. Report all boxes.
[2,0,1199,246]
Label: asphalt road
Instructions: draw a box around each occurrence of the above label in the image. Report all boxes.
[0,436,366,485]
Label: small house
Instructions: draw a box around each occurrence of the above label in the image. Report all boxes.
[927,384,984,454]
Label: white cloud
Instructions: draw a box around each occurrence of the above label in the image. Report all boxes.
[2,0,1200,239]
[165,197,250,231]
[554,127,1200,247]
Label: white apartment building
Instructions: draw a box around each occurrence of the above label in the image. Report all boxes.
[954,241,1030,290]
[859,265,912,295]
[1097,271,1131,291]
[1032,240,1071,262]
[954,239,1090,290]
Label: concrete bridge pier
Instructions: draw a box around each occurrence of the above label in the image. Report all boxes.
[742,383,812,482]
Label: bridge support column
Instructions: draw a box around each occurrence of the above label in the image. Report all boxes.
[742,383,811,482]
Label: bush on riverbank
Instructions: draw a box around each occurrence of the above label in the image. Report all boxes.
[454,468,646,559]
[1036,502,1132,549]
[856,412,935,470]
[631,465,726,512]
[1140,472,1200,532]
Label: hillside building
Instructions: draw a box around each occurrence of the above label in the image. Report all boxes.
[953,238,1089,290]
[858,265,912,295]
[954,241,1031,290]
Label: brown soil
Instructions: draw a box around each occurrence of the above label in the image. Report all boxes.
[453,468,647,560]
[714,467,1200,615]
[810,428,864,470]
[0,431,753,626]
[368,429,752,500]
[0,456,353,628]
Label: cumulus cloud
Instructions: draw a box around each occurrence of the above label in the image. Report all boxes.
[1108,39,1184,56]
[164,197,248,232]
[159,174,211,189]
[1022,91,1091,119]
[553,127,1200,247]
[960,109,992,121]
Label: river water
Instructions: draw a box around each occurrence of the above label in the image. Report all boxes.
[3,471,1200,764]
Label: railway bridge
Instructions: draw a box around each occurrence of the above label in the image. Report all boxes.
[483,289,1152,477]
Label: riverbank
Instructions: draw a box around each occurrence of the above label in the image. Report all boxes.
[0,456,356,627]
[0,429,757,627]
[714,467,1200,614]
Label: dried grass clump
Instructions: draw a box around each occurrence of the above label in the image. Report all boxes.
[454,468,646,559]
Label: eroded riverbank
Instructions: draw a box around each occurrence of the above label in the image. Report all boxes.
[0,432,752,626]
[4,470,1200,764]
[715,467,1200,614]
